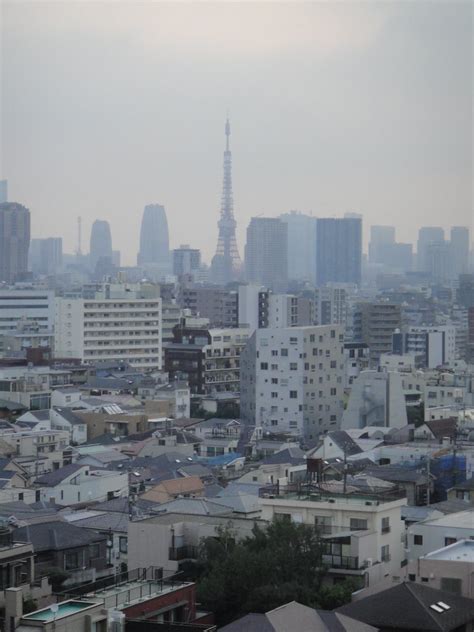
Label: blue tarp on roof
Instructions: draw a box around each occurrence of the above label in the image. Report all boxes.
[198,453,243,467]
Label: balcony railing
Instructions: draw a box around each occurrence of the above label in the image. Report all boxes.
[168,546,199,561]
[322,554,362,570]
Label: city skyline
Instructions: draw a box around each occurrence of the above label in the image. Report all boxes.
[2,2,472,265]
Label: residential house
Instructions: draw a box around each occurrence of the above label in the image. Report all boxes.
[140,476,205,504]
[34,463,128,506]
[13,520,109,586]
[407,510,474,562]
[50,407,88,445]
[447,476,474,503]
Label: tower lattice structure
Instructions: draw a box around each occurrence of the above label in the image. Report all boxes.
[211,118,242,284]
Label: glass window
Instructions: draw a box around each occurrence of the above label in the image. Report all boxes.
[350,518,367,531]
[65,551,80,570]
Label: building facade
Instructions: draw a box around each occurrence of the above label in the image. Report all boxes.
[245,217,288,291]
[316,216,362,286]
[0,203,31,284]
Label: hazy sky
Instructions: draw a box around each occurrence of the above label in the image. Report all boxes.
[1,1,472,265]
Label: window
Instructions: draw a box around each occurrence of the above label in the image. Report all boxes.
[414,535,423,545]
[271,420,278,426]
[381,545,390,562]
[18,493,24,501]
[445,537,457,546]
[275,513,291,523]
[330,388,337,396]
[350,518,368,531]
[281,348,288,356]
[408,574,416,582]
[119,537,128,554]
[290,363,297,370]
[289,391,297,399]
[381,517,390,534]
[65,551,80,570]
[440,577,462,594]
[260,362,268,370]
[271,392,278,398]
[271,364,278,370]
[330,360,336,368]
[314,516,331,534]
[271,378,278,384]
[90,544,100,559]
[271,350,278,356]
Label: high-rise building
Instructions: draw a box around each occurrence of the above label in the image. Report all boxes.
[393,325,456,368]
[0,289,55,355]
[55,283,162,371]
[416,227,444,272]
[369,226,396,264]
[30,238,63,276]
[425,240,454,284]
[279,211,317,282]
[245,217,287,291]
[353,302,402,365]
[240,325,345,440]
[382,242,413,271]
[210,118,242,285]
[458,274,474,308]
[238,284,269,332]
[316,217,362,286]
[0,202,31,283]
[314,285,353,326]
[450,226,470,277]
[178,286,238,328]
[89,220,113,272]
[173,245,201,278]
[0,181,7,204]
[137,204,170,269]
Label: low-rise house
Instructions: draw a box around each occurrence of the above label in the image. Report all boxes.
[50,407,88,444]
[189,418,242,457]
[34,463,128,506]
[338,581,474,632]
[16,410,51,432]
[414,418,458,444]
[0,429,71,473]
[447,476,474,503]
[0,522,34,606]
[364,464,432,506]
[237,447,307,486]
[140,476,205,504]
[73,409,149,441]
[13,520,109,585]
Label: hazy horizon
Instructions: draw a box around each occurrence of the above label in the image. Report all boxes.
[1,1,472,266]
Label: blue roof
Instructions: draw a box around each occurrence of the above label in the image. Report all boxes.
[198,453,243,467]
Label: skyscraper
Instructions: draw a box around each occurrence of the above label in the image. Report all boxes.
[0,202,30,283]
[316,216,362,286]
[210,118,241,285]
[0,181,7,204]
[368,225,395,264]
[416,226,444,272]
[89,220,113,272]
[30,237,63,275]
[137,204,170,268]
[173,245,201,278]
[450,226,470,277]
[279,211,317,282]
[244,217,287,291]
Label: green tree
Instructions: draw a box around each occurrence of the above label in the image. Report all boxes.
[195,519,354,625]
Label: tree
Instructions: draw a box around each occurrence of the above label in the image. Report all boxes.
[194,519,355,625]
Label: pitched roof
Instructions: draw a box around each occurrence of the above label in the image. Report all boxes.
[337,582,474,631]
[35,463,86,487]
[140,476,204,503]
[262,446,306,466]
[425,418,458,441]
[53,407,85,426]
[365,464,429,484]
[91,497,155,514]
[151,498,233,516]
[13,520,106,551]
[0,399,27,412]
[67,511,129,533]
[448,475,474,491]
[327,431,363,456]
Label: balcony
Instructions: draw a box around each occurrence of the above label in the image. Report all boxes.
[168,545,198,561]
[322,554,362,570]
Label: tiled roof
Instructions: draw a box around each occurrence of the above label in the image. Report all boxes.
[14,520,106,551]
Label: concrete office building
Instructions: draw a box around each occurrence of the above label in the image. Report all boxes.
[179,286,238,328]
[316,216,362,286]
[267,294,314,329]
[172,245,201,278]
[353,302,402,365]
[279,211,317,282]
[238,284,269,332]
[417,226,444,272]
[240,325,345,441]
[245,217,288,291]
[55,283,162,370]
[0,203,31,284]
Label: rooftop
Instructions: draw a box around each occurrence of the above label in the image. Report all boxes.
[421,509,474,529]
[22,601,99,623]
[259,482,406,506]
[424,539,474,562]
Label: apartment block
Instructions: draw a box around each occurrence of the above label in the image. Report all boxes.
[240,325,345,441]
[55,283,162,371]
[353,302,402,366]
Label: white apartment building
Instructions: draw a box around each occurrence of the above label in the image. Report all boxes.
[314,285,354,327]
[260,490,406,588]
[0,289,55,354]
[55,283,162,371]
[203,327,250,394]
[407,510,474,562]
[405,326,456,368]
[240,325,345,441]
